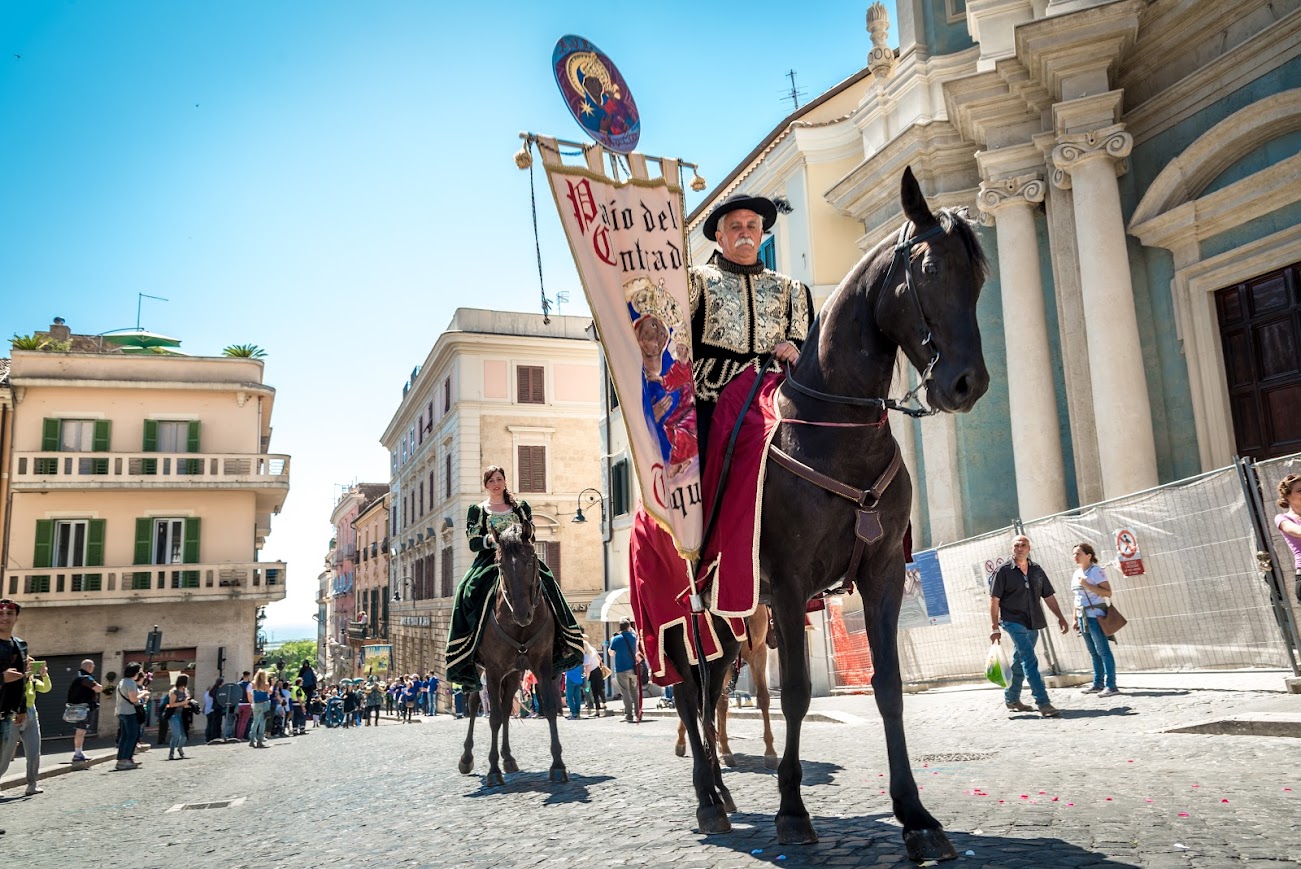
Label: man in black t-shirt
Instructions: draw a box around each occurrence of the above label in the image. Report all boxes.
[67,658,103,761]
[1,598,30,805]
[989,535,1069,717]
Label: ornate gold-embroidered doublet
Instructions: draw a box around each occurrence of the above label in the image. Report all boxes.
[688,258,811,403]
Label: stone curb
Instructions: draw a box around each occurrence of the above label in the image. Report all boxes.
[0,752,115,792]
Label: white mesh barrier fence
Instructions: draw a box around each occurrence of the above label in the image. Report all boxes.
[826,463,1297,691]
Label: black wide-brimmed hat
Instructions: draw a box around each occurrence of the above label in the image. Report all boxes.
[703,193,777,241]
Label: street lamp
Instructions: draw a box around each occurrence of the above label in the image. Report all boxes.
[573,487,604,524]
[392,575,412,602]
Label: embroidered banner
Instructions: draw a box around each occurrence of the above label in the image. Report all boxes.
[541,152,702,557]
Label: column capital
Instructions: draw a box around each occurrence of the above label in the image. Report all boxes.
[977,173,1046,223]
[1051,123,1133,189]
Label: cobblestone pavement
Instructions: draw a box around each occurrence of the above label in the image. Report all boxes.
[1,674,1297,869]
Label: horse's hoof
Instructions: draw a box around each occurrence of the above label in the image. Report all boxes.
[903,828,958,862]
[549,767,569,783]
[674,743,686,758]
[720,752,736,767]
[764,754,780,770]
[775,812,818,845]
[484,771,505,788]
[457,758,473,775]
[697,804,732,835]
[503,758,519,774]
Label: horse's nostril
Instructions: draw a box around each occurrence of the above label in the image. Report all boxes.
[954,375,971,398]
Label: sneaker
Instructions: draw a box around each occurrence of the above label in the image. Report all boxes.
[71,752,87,762]
[1080,685,1103,694]
[114,760,139,771]
[1038,704,1061,718]
[24,786,42,796]
[1099,687,1120,697]
[1005,701,1034,712]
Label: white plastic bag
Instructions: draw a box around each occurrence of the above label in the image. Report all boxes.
[984,641,1011,688]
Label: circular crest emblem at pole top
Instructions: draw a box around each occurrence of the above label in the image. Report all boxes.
[552,34,641,154]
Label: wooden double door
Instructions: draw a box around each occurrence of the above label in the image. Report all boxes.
[1216,263,1301,459]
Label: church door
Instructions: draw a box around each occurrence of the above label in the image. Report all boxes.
[1216,263,1301,459]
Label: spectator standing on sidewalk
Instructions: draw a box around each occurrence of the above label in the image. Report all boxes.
[0,654,51,795]
[1071,543,1119,697]
[0,602,37,792]
[66,658,102,763]
[246,670,271,748]
[989,535,1069,718]
[425,672,439,715]
[608,619,640,723]
[364,679,382,726]
[164,674,190,760]
[564,661,585,719]
[1274,474,1301,607]
[204,678,223,744]
[290,678,307,735]
[114,663,143,770]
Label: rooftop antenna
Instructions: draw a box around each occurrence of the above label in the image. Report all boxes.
[555,290,569,317]
[136,292,169,329]
[783,69,807,112]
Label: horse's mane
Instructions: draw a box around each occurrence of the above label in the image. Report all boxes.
[496,522,532,551]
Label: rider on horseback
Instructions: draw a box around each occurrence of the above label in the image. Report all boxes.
[445,466,585,691]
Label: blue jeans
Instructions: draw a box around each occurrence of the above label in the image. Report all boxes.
[1001,621,1051,707]
[168,712,186,753]
[1079,614,1117,690]
[117,712,140,761]
[565,681,583,718]
[248,701,269,745]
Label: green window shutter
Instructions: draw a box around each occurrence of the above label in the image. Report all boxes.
[187,421,201,452]
[92,419,111,452]
[86,519,106,567]
[33,520,54,569]
[134,518,152,565]
[142,420,158,452]
[183,517,201,564]
[41,419,61,451]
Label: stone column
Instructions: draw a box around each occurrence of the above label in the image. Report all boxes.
[1052,124,1158,498]
[977,174,1068,519]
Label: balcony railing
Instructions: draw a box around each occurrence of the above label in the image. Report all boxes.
[4,561,287,606]
[11,452,291,488]
[346,620,369,641]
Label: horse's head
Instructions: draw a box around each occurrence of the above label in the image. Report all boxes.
[873,167,990,413]
[491,520,541,627]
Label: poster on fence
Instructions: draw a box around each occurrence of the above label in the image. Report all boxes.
[899,549,952,628]
[976,554,1008,592]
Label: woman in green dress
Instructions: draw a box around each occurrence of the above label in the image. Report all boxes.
[445,466,585,690]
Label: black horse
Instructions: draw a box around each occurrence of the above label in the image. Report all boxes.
[664,167,989,862]
[458,521,568,786]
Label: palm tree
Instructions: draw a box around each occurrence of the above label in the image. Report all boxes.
[222,344,267,358]
[10,333,48,350]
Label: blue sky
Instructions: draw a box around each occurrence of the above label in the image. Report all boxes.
[1,1,896,639]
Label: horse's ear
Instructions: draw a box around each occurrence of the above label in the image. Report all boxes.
[900,166,935,227]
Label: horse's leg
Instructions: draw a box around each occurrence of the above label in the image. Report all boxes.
[675,718,687,758]
[772,592,817,844]
[458,683,480,775]
[664,625,731,834]
[485,669,506,787]
[499,670,521,775]
[750,609,779,769]
[866,587,957,862]
[715,665,736,767]
[706,652,738,814]
[539,666,568,783]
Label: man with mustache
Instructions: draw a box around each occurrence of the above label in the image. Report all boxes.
[690,194,812,453]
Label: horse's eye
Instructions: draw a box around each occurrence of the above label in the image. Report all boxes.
[922,259,939,276]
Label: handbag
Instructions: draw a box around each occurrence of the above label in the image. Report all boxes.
[1096,601,1128,636]
[62,702,90,724]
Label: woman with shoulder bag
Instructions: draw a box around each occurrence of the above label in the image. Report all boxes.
[247,670,271,748]
[1071,543,1119,697]
[164,674,190,760]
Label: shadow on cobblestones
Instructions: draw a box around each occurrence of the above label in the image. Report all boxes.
[727,754,841,786]
[708,812,1134,867]
[461,770,614,805]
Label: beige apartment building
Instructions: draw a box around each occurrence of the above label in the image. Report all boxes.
[381,309,603,683]
[323,482,386,677]
[1,338,289,736]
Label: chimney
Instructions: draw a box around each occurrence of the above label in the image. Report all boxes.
[48,317,71,342]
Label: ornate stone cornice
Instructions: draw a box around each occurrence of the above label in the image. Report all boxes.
[977,173,1045,223]
[1050,124,1132,189]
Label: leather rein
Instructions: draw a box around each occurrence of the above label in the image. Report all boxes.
[488,530,547,671]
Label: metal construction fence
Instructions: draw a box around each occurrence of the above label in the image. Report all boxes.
[828,455,1301,690]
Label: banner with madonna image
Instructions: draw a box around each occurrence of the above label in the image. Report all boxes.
[537,141,702,558]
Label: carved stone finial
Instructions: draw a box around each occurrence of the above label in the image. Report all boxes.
[867,1,896,80]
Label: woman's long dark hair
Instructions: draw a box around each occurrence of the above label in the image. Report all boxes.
[208,677,224,699]
[483,465,519,510]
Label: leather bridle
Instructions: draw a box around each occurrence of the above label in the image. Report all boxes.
[782,220,947,418]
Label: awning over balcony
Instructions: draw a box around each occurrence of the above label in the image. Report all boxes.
[586,587,632,623]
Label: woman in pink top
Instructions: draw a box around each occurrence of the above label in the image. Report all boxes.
[1273,474,1301,606]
